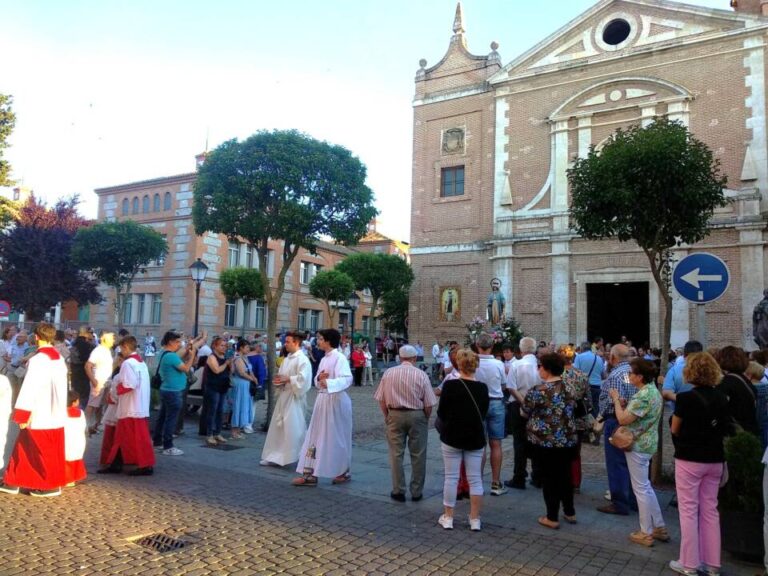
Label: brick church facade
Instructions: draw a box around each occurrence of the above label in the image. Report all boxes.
[409,0,768,350]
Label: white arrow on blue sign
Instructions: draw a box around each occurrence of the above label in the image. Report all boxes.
[672,253,730,304]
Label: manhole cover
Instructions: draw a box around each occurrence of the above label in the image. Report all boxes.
[202,443,245,451]
[131,533,186,553]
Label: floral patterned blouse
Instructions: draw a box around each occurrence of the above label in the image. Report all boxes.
[562,367,593,432]
[625,383,663,455]
[523,379,577,448]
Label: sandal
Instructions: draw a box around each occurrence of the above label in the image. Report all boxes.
[331,472,352,485]
[537,516,560,530]
[563,515,577,524]
[291,475,318,487]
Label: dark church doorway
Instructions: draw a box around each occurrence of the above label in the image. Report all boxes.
[587,282,650,347]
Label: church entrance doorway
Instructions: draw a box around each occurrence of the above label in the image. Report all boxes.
[586,282,650,348]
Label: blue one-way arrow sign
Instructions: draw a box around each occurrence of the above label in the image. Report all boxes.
[672,253,730,304]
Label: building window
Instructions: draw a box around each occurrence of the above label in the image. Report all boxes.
[151,235,167,267]
[132,197,139,214]
[253,299,266,330]
[136,294,146,324]
[309,310,320,332]
[440,166,465,197]
[163,192,172,211]
[122,294,133,325]
[142,195,150,214]
[228,242,240,268]
[243,244,255,268]
[224,299,236,327]
[153,193,161,212]
[298,308,321,332]
[362,316,370,334]
[300,262,311,284]
[121,198,129,215]
[151,294,162,324]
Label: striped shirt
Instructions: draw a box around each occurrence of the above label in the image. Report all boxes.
[374,362,437,410]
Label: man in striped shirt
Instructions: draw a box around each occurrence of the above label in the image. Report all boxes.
[375,345,437,502]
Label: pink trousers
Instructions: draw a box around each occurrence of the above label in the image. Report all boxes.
[675,458,724,571]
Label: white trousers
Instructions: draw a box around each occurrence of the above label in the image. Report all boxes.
[441,443,484,508]
[626,450,665,534]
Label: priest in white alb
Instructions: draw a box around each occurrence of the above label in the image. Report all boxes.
[293,328,353,486]
[0,323,68,497]
[261,331,312,467]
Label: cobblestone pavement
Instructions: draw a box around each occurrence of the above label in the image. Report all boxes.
[0,384,760,576]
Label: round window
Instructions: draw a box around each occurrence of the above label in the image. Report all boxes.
[602,19,631,46]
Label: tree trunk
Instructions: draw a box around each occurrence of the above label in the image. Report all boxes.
[264,300,278,430]
[240,300,249,338]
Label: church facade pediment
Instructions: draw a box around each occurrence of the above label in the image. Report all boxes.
[489,0,764,84]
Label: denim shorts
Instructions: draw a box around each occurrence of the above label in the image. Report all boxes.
[485,399,506,440]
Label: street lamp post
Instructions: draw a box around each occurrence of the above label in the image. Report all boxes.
[348,291,360,344]
[189,258,209,337]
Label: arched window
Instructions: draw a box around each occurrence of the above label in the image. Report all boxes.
[142,195,150,213]
[163,192,172,211]
[121,198,129,215]
[132,197,139,214]
[153,193,160,212]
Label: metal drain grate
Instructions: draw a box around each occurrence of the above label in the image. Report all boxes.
[202,443,245,451]
[133,533,186,553]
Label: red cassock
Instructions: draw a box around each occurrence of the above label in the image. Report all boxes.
[104,355,155,469]
[3,347,68,490]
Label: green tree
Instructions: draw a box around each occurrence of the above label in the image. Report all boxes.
[0,94,16,187]
[72,219,168,328]
[335,252,414,334]
[0,195,101,320]
[568,117,728,481]
[220,267,265,337]
[309,269,355,328]
[378,287,409,335]
[193,129,377,422]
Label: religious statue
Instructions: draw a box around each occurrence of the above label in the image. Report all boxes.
[487,278,506,326]
[753,289,768,348]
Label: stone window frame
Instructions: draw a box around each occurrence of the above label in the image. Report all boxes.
[153,193,161,212]
[594,12,639,52]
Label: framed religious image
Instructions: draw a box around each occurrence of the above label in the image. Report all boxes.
[439,287,461,322]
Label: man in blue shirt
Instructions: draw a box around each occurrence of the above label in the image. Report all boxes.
[574,341,605,417]
[661,340,702,410]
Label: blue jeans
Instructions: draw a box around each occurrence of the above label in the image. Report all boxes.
[205,387,225,437]
[603,417,633,514]
[153,390,183,449]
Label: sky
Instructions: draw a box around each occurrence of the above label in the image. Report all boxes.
[0,0,726,242]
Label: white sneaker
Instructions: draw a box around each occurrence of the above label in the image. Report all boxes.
[438,514,454,530]
[163,447,184,456]
[469,517,481,531]
[668,560,698,576]
[243,426,254,434]
[604,490,612,501]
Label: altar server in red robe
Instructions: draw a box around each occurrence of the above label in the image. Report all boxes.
[64,390,87,487]
[0,323,67,497]
[100,335,155,476]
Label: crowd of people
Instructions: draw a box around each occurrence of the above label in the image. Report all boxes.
[0,321,766,576]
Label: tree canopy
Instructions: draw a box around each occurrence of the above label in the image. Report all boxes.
[0,94,16,187]
[568,117,728,482]
[72,219,168,327]
[309,268,355,327]
[193,129,377,423]
[378,287,409,335]
[335,252,414,323]
[220,267,265,336]
[0,195,101,320]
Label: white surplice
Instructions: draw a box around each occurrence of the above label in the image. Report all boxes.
[262,350,312,466]
[296,348,353,478]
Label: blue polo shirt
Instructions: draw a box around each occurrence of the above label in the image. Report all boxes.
[574,351,604,387]
[662,356,691,409]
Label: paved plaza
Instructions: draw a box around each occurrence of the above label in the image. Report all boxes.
[0,385,760,576]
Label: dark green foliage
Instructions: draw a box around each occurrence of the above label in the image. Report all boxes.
[309,269,355,326]
[720,430,763,512]
[379,287,409,334]
[0,94,16,187]
[72,219,168,327]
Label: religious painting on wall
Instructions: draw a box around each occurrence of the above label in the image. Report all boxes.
[439,287,461,322]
